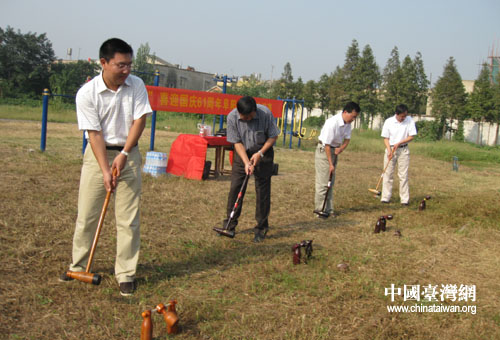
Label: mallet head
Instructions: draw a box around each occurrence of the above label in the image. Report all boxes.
[213,227,235,238]
[368,188,381,196]
[313,209,329,218]
[66,270,101,285]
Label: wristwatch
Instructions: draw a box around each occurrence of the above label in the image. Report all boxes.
[258,150,264,158]
[120,150,129,157]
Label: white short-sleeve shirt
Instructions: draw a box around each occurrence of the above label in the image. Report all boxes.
[381,115,417,145]
[76,73,152,146]
[318,112,352,147]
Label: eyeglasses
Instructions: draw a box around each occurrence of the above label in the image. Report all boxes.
[110,62,133,70]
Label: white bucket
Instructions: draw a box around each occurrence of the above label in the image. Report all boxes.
[143,151,168,177]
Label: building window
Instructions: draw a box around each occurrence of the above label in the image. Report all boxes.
[179,77,187,88]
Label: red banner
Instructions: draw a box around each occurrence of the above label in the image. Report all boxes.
[146,85,283,118]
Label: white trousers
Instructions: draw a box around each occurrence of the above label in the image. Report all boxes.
[70,146,142,283]
[314,144,338,214]
[381,146,410,204]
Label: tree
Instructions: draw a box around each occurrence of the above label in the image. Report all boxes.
[133,42,156,85]
[491,71,500,145]
[380,46,403,117]
[49,60,100,99]
[413,52,429,115]
[317,73,332,117]
[227,74,271,98]
[282,62,293,83]
[356,44,381,127]
[294,77,304,100]
[342,39,361,100]
[431,57,467,139]
[0,26,55,98]
[466,64,494,144]
[328,67,347,115]
[398,53,429,116]
[399,55,419,112]
[270,62,295,99]
[302,80,317,118]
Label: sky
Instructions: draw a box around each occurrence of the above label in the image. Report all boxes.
[1,0,499,85]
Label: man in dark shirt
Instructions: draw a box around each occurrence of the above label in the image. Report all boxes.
[214,96,279,242]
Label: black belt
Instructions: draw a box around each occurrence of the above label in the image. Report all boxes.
[391,144,408,148]
[318,141,340,148]
[106,143,137,151]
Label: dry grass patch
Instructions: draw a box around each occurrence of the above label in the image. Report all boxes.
[1,120,499,340]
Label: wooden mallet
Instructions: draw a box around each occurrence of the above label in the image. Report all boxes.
[314,171,333,218]
[66,168,117,285]
[213,173,250,238]
[369,147,396,196]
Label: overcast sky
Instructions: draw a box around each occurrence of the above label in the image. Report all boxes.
[1,0,499,85]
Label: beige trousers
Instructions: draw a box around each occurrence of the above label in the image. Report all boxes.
[70,146,142,283]
[315,144,338,214]
[381,146,410,204]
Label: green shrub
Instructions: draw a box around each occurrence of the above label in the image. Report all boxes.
[453,120,465,142]
[303,115,325,128]
[0,96,41,107]
[415,120,443,141]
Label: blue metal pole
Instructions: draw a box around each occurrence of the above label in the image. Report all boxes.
[289,98,296,149]
[282,100,289,147]
[149,70,160,151]
[40,88,49,152]
[218,75,228,131]
[298,99,304,148]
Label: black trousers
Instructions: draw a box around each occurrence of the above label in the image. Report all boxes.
[224,148,274,232]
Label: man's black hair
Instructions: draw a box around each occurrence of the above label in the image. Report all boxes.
[395,104,409,115]
[237,96,257,115]
[99,38,133,61]
[343,101,361,114]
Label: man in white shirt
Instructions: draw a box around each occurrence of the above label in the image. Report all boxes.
[60,38,152,296]
[380,104,417,205]
[314,102,360,218]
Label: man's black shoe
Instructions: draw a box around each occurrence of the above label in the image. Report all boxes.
[253,229,268,243]
[381,201,390,204]
[119,281,137,296]
[213,227,235,238]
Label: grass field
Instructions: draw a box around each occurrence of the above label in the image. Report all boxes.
[1,117,499,340]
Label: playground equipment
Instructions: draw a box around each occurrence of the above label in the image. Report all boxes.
[277,98,317,149]
[211,74,238,133]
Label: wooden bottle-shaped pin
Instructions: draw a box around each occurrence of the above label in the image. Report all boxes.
[374,216,385,233]
[292,244,301,265]
[156,301,179,334]
[303,240,313,260]
[375,215,393,233]
[419,196,431,211]
[141,310,153,340]
[382,214,393,232]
